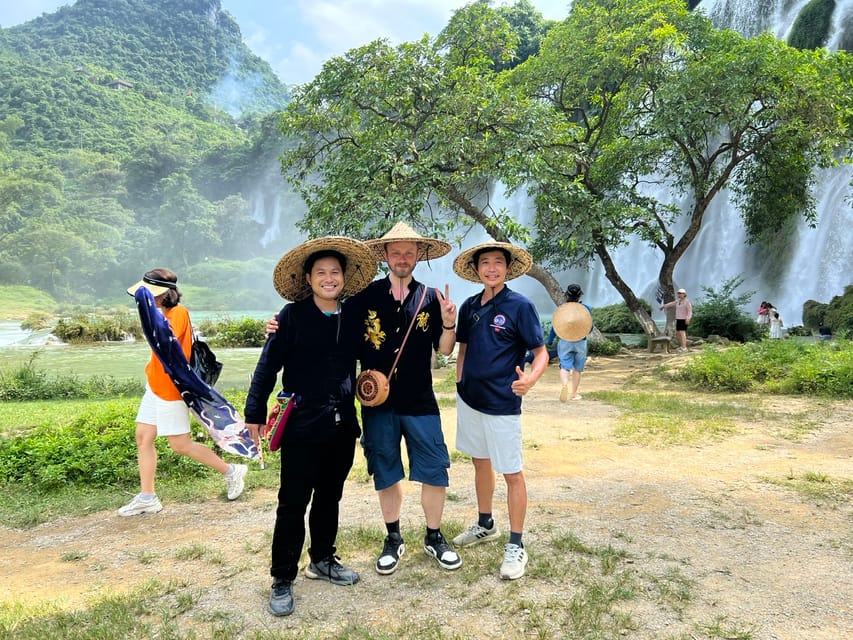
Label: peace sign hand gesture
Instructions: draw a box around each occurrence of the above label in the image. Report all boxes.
[436,284,457,329]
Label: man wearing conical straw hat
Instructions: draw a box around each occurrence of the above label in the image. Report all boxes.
[450,241,549,580]
[356,221,463,575]
[244,236,377,617]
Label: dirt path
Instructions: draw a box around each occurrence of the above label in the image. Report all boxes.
[2,352,851,639]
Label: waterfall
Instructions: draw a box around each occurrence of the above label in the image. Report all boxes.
[248,0,852,325]
[562,0,853,325]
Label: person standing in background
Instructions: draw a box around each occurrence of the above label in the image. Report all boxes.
[557,283,592,402]
[769,309,784,339]
[660,288,693,353]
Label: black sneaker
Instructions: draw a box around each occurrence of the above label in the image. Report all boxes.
[424,532,462,570]
[375,533,406,575]
[304,555,360,586]
[268,578,294,617]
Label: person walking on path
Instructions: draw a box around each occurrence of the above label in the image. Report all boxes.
[119,269,247,517]
[451,242,548,580]
[244,237,377,617]
[557,284,592,402]
[660,288,693,352]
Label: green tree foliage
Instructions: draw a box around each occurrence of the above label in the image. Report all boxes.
[591,301,650,334]
[0,0,288,117]
[514,0,850,335]
[788,0,836,50]
[0,1,292,304]
[280,0,850,339]
[280,2,567,300]
[803,284,853,337]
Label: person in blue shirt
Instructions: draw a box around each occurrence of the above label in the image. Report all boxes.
[450,242,548,580]
[557,284,593,402]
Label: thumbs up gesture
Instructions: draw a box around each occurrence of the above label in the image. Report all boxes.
[510,365,534,397]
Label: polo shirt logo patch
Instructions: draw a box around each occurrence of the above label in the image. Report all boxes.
[491,313,507,332]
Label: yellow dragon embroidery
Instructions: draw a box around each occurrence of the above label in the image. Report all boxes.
[364,310,386,350]
[416,311,430,332]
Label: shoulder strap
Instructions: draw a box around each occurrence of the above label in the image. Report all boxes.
[388,285,428,378]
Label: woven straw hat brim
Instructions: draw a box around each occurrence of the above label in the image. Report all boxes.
[452,242,533,283]
[273,236,378,301]
[365,221,451,262]
[127,280,171,297]
[552,302,593,341]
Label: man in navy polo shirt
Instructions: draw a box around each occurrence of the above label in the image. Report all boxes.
[451,242,548,580]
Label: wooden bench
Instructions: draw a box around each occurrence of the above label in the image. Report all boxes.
[648,336,672,354]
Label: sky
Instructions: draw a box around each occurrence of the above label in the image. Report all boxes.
[0,0,573,86]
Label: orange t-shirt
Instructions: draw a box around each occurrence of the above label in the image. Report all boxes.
[145,304,192,401]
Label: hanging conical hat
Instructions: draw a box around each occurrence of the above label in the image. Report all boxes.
[552,302,593,341]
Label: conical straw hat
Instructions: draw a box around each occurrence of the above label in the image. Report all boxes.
[273,236,377,301]
[365,221,451,261]
[552,302,593,341]
[452,241,533,283]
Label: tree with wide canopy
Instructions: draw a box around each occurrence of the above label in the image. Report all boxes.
[279,0,851,335]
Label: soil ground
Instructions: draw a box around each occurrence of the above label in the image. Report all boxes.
[2,352,851,639]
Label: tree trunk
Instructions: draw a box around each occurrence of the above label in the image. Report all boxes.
[594,242,659,336]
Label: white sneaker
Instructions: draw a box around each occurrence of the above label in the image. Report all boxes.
[225,464,247,500]
[500,543,528,580]
[452,522,500,548]
[117,494,163,517]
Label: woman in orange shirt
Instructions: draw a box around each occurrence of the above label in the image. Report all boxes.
[119,268,247,516]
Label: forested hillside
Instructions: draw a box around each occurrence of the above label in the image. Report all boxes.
[0,0,294,310]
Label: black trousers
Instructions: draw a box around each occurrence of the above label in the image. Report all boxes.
[270,431,356,580]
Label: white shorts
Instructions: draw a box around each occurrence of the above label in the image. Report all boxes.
[455,394,523,474]
[136,385,191,436]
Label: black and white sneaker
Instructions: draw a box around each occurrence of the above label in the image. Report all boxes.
[375,533,405,575]
[424,532,462,570]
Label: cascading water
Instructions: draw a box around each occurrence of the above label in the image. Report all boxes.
[551,0,853,325]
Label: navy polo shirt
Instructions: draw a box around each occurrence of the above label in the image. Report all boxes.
[457,286,544,416]
[349,277,443,415]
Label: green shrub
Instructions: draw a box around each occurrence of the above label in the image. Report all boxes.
[20,312,54,331]
[674,339,853,397]
[197,317,266,347]
[591,301,649,333]
[52,310,142,343]
[589,339,623,356]
[0,353,143,401]
[690,276,762,342]
[0,402,204,489]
